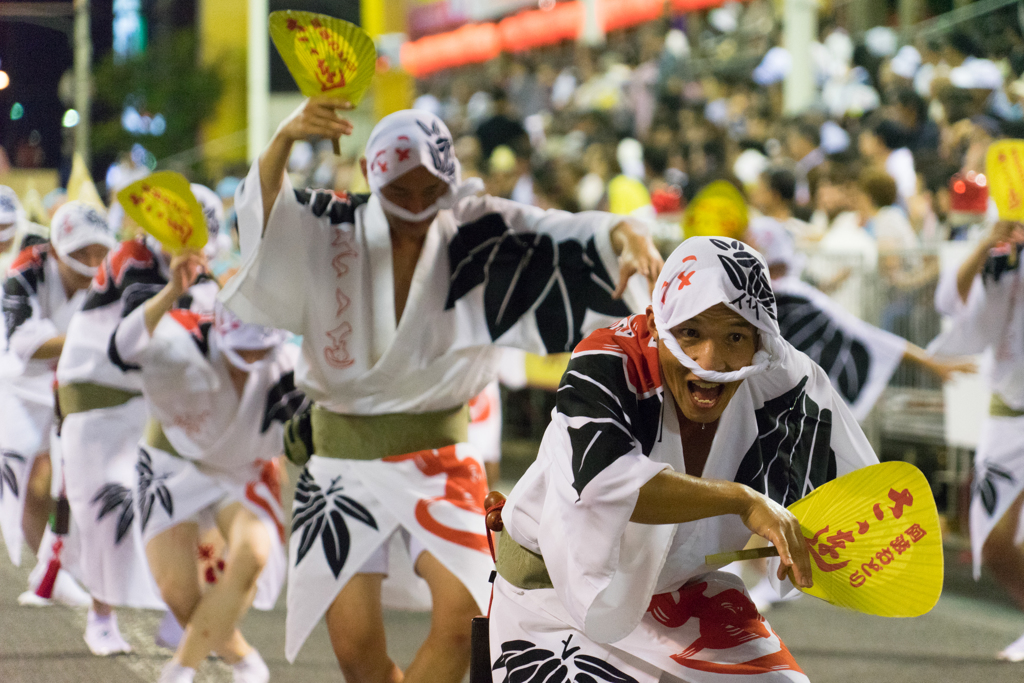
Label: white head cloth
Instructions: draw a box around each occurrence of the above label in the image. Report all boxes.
[652,236,783,383]
[215,302,288,370]
[49,200,117,277]
[364,109,482,222]
[0,186,22,241]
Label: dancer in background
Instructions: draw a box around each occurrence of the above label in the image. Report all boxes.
[930,219,1024,661]
[0,201,115,605]
[112,251,301,683]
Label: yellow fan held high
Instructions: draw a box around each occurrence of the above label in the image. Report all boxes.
[682,180,748,241]
[117,172,207,254]
[706,461,943,618]
[986,140,1024,222]
[269,10,376,155]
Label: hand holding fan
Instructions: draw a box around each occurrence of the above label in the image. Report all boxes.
[117,172,208,254]
[706,461,943,618]
[269,10,376,155]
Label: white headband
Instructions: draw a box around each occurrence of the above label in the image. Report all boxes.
[364,110,481,222]
[49,200,116,278]
[652,237,783,383]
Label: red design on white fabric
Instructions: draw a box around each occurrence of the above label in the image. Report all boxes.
[396,148,411,162]
[324,322,355,369]
[171,412,209,437]
[245,460,285,542]
[335,288,351,316]
[371,150,388,174]
[98,240,155,289]
[383,445,489,553]
[468,390,492,423]
[332,254,350,278]
[647,582,803,676]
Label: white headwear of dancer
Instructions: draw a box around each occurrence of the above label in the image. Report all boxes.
[364,110,483,223]
[49,200,117,278]
[0,186,22,241]
[215,302,288,371]
[652,236,784,383]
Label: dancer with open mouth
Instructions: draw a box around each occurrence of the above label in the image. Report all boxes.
[487,236,880,682]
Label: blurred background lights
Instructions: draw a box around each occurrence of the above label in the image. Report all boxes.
[0,70,9,90]
[62,109,80,128]
[10,102,23,120]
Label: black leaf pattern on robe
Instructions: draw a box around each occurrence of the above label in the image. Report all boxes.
[92,483,136,544]
[973,464,1016,516]
[492,635,639,683]
[734,377,837,507]
[445,214,630,353]
[776,293,872,405]
[136,449,174,530]
[261,371,309,433]
[292,469,379,578]
[0,451,25,499]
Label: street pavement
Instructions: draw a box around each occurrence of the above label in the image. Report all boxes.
[2,483,1023,682]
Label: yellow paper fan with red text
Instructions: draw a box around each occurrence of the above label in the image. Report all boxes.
[269,11,376,107]
[986,140,1024,222]
[707,461,943,618]
[117,172,207,254]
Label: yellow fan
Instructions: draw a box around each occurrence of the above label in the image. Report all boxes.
[707,461,943,618]
[270,10,376,154]
[682,180,748,240]
[985,140,1024,221]
[117,172,207,254]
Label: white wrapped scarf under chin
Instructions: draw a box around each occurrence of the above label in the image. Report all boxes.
[653,236,784,384]
[364,109,482,223]
[215,305,286,371]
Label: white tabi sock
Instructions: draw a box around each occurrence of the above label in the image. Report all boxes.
[158,660,196,683]
[232,649,270,683]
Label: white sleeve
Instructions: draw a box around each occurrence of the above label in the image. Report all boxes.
[2,279,58,366]
[928,262,1012,356]
[219,160,324,334]
[110,304,152,365]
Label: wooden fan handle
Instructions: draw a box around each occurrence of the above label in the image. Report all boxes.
[332,137,341,156]
[705,546,780,564]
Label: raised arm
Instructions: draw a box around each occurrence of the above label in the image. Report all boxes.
[956,221,1024,303]
[258,97,353,234]
[142,251,207,335]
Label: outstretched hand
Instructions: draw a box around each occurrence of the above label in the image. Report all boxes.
[610,220,664,299]
[166,250,208,299]
[739,492,814,589]
[927,356,978,383]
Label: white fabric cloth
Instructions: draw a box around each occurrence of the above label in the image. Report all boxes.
[62,396,165,608]
[772,276,907,421]
[652,237,782,384]
[885,148,918,207]
[49,201,117,278]
[0,391,51,566]
[468,380,502,464]
[871,205,919,253]
[286,448,494,661]
[490,572,808,682]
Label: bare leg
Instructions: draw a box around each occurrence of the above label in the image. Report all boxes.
[325,573,403,683]
[23,454,52,555]
[484,462,501,488]
[147,522,203,629]
[403,552,480,683]
[982,488,1024,612]
[174,502,269,668]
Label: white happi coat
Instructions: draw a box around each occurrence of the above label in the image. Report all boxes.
[111,304,303,609]
[220,160,648,660]
[929,245,1024,578]
[0,243,87,565]
[55,239,216,608]
[773,275,907,421]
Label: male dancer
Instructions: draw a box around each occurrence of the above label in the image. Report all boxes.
[930,219,1024,661]
[57,186,223,654]
[0,201,115,602]
[489,237,879,681]
[112,251,299,683]
[221,97,662,681]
